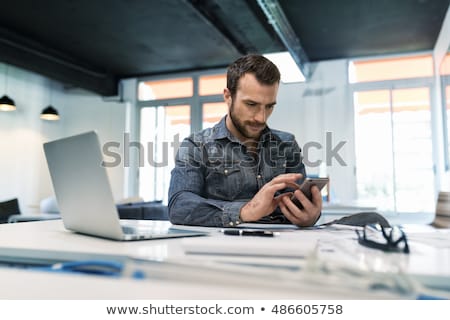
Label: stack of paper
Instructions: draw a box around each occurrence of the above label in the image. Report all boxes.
[182,232,317,259]
[432,191,450,228]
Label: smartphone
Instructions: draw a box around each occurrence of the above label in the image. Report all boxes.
[291,177,329,208]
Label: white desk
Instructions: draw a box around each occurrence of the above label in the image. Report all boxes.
[0,220,449,299]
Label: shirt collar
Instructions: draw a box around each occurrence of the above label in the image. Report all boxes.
[210,116,279,144]
[210,116,230,140]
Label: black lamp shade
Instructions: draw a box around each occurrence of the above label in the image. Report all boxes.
[40,105,60,121]
[0,94,16,111]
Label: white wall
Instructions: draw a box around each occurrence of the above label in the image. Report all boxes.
[0,63,127,213]
[57,89,127,202]
[433,4,450,191]
[269,59,356,203]
[434,6,450,66]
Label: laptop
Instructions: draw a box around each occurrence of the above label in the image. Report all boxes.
[43,131,207,241]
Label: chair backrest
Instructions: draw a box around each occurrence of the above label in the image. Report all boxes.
[39,196,59,214]
[433,191,450,228]
[0,198,21,223]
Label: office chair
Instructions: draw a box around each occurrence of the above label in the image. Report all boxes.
[432,191,450,228]
[0,198,21,223]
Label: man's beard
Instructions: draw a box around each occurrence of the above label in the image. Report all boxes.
[229,101,266,140]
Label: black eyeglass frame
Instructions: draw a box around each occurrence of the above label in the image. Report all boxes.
[355,224,410,254]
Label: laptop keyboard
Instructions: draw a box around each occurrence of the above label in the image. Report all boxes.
[121,225,139,235]
[120,222,203,238]
[121,224,166,236]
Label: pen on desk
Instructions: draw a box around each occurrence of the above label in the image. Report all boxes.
[221,229,275,237]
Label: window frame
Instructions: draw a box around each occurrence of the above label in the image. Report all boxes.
[441,74,450,172]
[135,68,226,201]
[349,57,439,212]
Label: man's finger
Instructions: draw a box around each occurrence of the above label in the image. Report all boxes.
[274,192,293,202]
[310,185,322,204]
[272,173,302,183]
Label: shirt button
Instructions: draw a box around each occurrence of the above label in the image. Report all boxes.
[229,221,234,226]
[224,169,229,175]
[257,175,262,179]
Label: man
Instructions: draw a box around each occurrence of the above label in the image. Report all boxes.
[168,54,322,227]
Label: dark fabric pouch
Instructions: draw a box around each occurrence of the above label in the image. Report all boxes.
[320,211,391,228]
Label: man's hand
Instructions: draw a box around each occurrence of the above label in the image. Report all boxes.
[278,185,322,226]
[239,173,302,222]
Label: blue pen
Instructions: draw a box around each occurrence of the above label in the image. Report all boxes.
[34,260,124,276]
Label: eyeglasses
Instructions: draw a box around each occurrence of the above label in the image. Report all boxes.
[355,224,410,254]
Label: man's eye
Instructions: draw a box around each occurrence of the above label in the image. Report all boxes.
[246,102,257,106]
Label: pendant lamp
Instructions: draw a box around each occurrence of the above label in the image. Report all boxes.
[40,105,60,121]
[0,65,16,111]
[41,81,60,121]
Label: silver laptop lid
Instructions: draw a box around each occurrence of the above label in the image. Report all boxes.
[44,131,124,240]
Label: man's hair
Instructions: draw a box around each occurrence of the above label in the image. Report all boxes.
[226,54,280,97]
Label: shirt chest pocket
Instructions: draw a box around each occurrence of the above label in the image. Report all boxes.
[205,161,242,200]
[266,158,287,178]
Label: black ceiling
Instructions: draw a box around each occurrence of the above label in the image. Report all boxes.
[0,0,449,96]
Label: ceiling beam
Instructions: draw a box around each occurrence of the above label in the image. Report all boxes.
[186,0,256,55]
[256,0,312,79]
[0,27,117,96]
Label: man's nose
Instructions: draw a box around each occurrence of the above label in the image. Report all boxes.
[253,107,266,123]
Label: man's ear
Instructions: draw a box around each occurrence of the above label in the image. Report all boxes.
[223,88,232,106]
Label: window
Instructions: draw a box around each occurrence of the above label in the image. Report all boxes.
[138,78,193,100]
[351,54,435,213]
[354,90,395,209]
[139,105,190,203]
[349,55,433,83]
[354,88,434,212]
[202,102,228,129]
[441,54,450,75]
[441,53,450,171]
[447,86,450,163]
[199,74,226,96]
[137,72,226,203]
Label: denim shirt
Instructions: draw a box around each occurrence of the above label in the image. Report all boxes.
[168,116,306,227]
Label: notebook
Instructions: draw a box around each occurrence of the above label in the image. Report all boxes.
[43,131,207,241]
